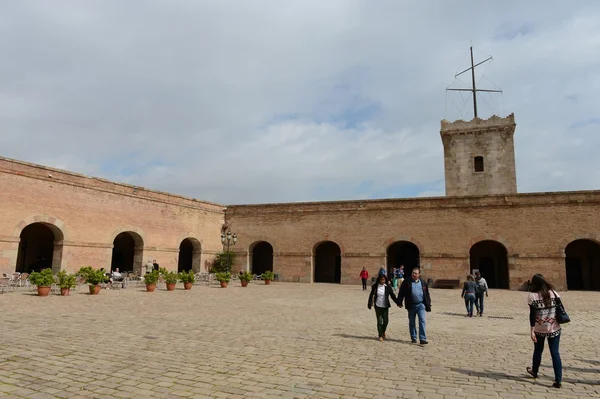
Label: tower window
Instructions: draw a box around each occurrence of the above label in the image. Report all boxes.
[474,156,484,172]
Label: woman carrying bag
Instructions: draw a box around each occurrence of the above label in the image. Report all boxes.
[526,274,568,388]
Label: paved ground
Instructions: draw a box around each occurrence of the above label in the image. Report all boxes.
[0,282,599,399]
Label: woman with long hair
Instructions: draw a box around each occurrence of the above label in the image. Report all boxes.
[527,274,563,388]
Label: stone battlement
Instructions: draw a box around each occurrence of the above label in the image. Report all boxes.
[440,113,516,135]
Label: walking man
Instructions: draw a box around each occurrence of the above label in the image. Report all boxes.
[397,268,431,344]
[474,271,489,316]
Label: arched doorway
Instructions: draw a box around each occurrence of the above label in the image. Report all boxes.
[251,241,273,275]
[16,223,64,273]
[314,241,341,283]
[111,232,144,273]
[565,239,600,291]
[178,238,201,273]
[469,240,509,289]
[387,241,420,274]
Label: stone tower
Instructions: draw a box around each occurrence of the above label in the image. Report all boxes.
[440,114,517,196]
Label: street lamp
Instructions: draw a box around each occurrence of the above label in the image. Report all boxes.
[221,231,237,273]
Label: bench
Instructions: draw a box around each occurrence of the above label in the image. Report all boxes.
[435,279,460,289]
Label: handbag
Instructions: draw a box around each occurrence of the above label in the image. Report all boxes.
[553,291,570,324]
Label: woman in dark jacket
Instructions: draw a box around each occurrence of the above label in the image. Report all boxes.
[367,274,398,341]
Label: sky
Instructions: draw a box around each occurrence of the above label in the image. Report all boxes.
[1,1,599,205]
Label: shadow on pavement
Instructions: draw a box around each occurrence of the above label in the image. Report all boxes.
[333,334,415,345]
[452,367,599,386]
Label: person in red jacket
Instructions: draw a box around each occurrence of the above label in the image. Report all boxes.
[359,267,369,290]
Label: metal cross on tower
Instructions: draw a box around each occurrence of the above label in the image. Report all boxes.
[447,46,502,119]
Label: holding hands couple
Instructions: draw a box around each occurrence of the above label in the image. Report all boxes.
[367,268,431,344]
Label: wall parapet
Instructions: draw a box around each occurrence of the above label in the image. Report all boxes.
[226,190,600,215]
[0,156,224,214]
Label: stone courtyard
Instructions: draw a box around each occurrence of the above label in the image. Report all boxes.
[0,283,599,399]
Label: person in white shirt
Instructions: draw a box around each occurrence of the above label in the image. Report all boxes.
[474,271,489,316]
[367,274,399,341]
[108,268,124,289]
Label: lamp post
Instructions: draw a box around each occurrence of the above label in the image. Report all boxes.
[220,231,237,273]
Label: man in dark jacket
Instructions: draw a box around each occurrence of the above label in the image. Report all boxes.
[368,274,399,341]
[397,268,431,344]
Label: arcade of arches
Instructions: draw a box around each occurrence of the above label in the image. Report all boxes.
[251,241,273,275]
[314,241,341,283]
[387,241,420,274]
[16,222,64,274]
[565,239,600,291]
[469,240,509,289]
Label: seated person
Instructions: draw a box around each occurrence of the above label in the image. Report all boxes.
[107,268,124,289]
[112,268,123,281]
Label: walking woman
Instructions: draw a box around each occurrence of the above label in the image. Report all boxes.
[359,267,369,291]
[367,274,398,341]
[526,274,563,389]
[461,275,478,317]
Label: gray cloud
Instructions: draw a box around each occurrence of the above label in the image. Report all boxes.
[1,1,599,204]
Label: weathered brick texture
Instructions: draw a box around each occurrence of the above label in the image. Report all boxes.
[0,157,225,275]
[226,193,600,290]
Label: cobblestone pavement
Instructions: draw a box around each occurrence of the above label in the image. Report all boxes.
[1,282,599,398]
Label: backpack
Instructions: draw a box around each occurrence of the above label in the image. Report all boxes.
[476,280,486,294]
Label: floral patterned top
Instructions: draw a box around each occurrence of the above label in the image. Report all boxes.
[528,291,562,337]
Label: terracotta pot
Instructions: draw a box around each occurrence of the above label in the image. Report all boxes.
[241,280,248,287]
[264,280,271,285]
[89,285,101,295]
[166,283,176,291]
[146,283,156,292]
[183,282,193,290]
[220,281,228,288]
[60,288,70,296]
[37,286,51,297]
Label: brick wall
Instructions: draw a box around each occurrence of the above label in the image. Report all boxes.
[226,192,600,290]
[3,155,600,291]
[0,156,225,275]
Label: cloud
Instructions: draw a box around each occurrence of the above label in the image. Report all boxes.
[1,1,599,204]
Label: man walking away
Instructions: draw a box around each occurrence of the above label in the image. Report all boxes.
[397,268,431,345]
[359,267,369,290]
[474,271,489,316]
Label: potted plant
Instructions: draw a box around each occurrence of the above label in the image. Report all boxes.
[144,270,159,292]
[215,272,231,288]
[239,271,253,287]
[163,270,178,291]
[57,270,76,296]
[29,268,55,296]
[179,270,195,290]
[77,266,107,295]
[262,271,274,285]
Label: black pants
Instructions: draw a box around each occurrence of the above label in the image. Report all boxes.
[361,278,367,290]
[374,306,389,338]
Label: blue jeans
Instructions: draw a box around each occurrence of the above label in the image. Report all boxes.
[408,303,427,342]
[532,332,562,384]
[464,293,475,315]
[475,293,484,314]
